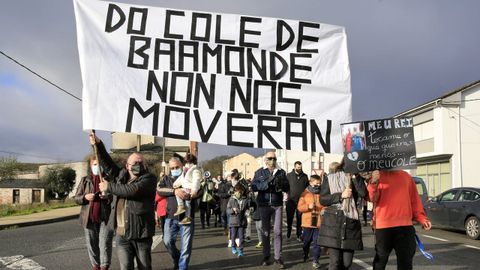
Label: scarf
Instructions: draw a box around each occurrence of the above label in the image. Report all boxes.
[89,174,102,223]
[327,171,359,220]
[307,185,321,194]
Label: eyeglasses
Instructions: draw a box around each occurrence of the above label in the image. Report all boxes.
[266,157,277,161]
[169,166,181,170]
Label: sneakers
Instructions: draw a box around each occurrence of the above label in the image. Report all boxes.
[174,205,186,216]
[179,216,191,225]
[261,257,270,266]
[245,236,251,243]
[255,242,263,248]
[237,249,244,257]
[274,259,285,269]
[231,246,238,255]
[228,239,232,247]
[312,260,321,269]
[296,236,302,243]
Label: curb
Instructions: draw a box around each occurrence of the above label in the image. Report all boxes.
[0,214,79,230]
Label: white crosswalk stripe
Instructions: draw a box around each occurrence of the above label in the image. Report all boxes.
[0,255,46,270]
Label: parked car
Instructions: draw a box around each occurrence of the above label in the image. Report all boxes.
[426,187,480,239]
[413,177,428,210]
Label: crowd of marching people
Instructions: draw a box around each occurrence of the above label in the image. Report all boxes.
[75,132,431,270]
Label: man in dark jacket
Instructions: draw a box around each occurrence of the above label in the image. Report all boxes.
[252,152,290,269]
[158,157,202,270]
[92,134,157,270]
[286,161,309,241]
[217,176,232,235]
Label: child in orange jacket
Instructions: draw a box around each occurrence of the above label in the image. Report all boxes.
[297,175,324,269]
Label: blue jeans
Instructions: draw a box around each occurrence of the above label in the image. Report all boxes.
[116,235,153,270]
[260,206,283,260]
[163,218,194,270]
[302,227,321,261]
[84,221,114,267]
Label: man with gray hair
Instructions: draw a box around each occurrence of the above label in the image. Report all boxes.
[91,133,157,270]
[252,151,290,269]
[158,156,202,270]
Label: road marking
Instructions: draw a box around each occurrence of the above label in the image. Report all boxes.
[421,234,448,242]
[463,244,480,250]
[152,234,163,250]
[0,255,46,270]
[352,258,373,270]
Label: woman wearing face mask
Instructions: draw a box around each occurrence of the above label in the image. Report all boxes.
[318,160,367,270]
[74,156,114,270]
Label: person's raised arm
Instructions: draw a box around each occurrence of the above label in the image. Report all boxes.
[89,133,120,178]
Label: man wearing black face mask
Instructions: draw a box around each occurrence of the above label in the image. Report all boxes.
[91,133,157,270]
[286,161,309,242]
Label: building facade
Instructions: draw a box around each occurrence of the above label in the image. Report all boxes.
[222,153,262,180]
[0,179,45,205]
[396,81,480,196]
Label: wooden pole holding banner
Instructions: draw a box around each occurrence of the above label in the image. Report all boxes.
[91,130,106,195]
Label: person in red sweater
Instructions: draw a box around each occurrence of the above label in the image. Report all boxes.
[368,170,432,270]
[155,189,167,234]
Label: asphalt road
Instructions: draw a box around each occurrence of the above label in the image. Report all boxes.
[1,216,479,269]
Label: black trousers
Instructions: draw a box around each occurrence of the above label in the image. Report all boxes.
[285,200,302,238]
[199,202,211,227]
[373,226,416,270]
[328,248,354,270]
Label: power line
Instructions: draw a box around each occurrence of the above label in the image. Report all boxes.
[0,50,82,102]
[0,150,65,162]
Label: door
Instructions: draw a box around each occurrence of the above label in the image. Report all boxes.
[427,189,458,227]
[454,190,479,228]
[32,190,41,203]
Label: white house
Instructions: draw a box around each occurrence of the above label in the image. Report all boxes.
[396,80,480,196]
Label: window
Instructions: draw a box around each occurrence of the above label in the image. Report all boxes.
[440,190,458,202]
[459,190,480,201]
[415,161,451,197]
[415,182,424,196]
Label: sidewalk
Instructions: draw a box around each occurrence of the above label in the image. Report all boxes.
[0,206,81,230]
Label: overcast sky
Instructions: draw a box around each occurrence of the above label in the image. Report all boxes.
[1,0,479,163]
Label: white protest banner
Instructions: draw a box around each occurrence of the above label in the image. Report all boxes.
[74,0,352,153]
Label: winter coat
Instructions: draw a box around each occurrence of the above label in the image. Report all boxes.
[157,174,203,220]
[96,141,157,240]
[155,192,167,217]
[217,180,232,212]
[74,175,111,228]
[252,167,289,207]
[297,189,324,228]
[317,175,367,251]
[227,195,253,227]
[287,170,309,202]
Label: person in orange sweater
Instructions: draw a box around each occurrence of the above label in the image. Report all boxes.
[297,175,324,269]
[368,169,432,270]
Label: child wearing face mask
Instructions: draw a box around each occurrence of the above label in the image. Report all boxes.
[173,154,202,225]
[227,184,254,258]
[297,175,324,269]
